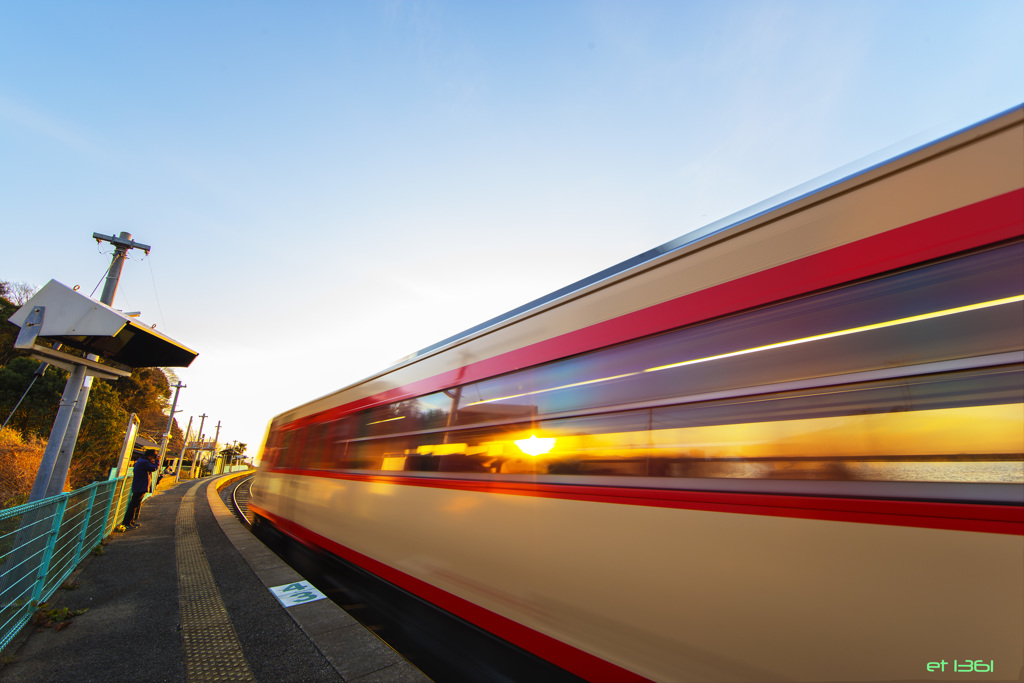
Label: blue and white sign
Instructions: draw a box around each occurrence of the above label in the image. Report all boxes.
[270,581,326,607]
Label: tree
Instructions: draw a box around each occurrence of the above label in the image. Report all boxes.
[168,418,184,454]
[0,427,45,508]
[0,358,66,437]
[0,280,36,306]
[112,367,170,432]
[113,367,166,413]
[1,287,26,367]
[67,379,127,488]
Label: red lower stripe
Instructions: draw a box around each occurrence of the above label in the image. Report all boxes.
[269,470,1024,535]
[249,502,653,683]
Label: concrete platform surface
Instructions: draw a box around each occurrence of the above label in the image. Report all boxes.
[0,474,431,683]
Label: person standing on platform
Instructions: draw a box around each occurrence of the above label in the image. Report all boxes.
[122,449,158,529]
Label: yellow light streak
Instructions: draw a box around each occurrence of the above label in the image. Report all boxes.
[367,415,406,425]
[645,295,1024,373]
[416,443,467,456]
[465,373,639,407]
[463,295,1023,407]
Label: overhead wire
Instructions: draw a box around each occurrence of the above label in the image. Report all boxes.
[145,251,169,332]
[89,266,109,299]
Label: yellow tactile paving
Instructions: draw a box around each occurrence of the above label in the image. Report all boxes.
[176,480,256,682]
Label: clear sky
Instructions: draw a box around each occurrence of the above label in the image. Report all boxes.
[2,1,1022,458]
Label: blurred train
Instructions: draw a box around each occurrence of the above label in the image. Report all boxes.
[250,106,1023,682]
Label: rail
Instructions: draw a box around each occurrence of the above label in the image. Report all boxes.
[0,474,133,650]
[230,475,253,528]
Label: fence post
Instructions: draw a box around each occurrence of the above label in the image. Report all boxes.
[31,495,68,604]
[106,476,131,536]
[98,479,118,538]
[104,478,123,537]
[71,484,99,565]
[117,474,133,527]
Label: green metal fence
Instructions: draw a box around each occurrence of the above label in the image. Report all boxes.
[0,475,133,650]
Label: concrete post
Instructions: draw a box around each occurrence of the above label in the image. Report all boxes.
[153,382,184,493]
[175,416,193,482]
[43,374,93,498]
[211,421,222,475]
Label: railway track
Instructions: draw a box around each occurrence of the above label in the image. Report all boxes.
[223,474,253,527]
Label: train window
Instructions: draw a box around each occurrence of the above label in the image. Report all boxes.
[644,366,1024,483]
[381,435,437,472]
[262,429,283,468]
[362,390,455,437]
[327,417,356,469]
[411,391,456,430]
[362,404,405,437]
[453,242,1024,425]
[278,428,305,469]
[350,425,526,474]
[303,421,332,469]
[456,374,537,425]
[332,416,358,441]
[348,438,387,470]
[347,436,437,471]
[276,430,291,468]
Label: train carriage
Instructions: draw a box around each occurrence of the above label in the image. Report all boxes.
[250,106,1024,682]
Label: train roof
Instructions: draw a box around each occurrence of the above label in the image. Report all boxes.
[409,104,1023,362]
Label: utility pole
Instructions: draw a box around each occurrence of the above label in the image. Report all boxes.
[152,381,184,493]
[175,416,193,483]
[189,413,208,479]
[211,421,222,475]
[30,232,150,501]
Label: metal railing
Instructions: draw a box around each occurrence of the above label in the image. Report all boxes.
[0,474,133,650]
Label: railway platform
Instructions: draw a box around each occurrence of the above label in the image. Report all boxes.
[0,473,430,683]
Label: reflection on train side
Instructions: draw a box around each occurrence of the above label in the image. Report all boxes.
[267,243,1024,484]
[278,364,1023,483]
[367,370,1024,482]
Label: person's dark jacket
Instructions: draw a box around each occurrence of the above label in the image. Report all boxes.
[131,456,158,493]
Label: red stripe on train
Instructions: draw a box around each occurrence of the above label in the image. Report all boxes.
[266,470,1024,535]
[248,502,653,683]
[289,188,1024,427]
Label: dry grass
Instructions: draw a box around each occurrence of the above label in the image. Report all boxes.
[0,426,45,508]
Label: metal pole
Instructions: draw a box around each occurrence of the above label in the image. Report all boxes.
[95,230,148,305]
[27,365,87,502]
[43,374,93,498]
[153,382,184,493]
[45,232,151,495]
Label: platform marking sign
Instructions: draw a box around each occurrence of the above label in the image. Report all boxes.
[270,581,326,607]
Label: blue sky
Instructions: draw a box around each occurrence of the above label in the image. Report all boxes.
[2,1,1022,454]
